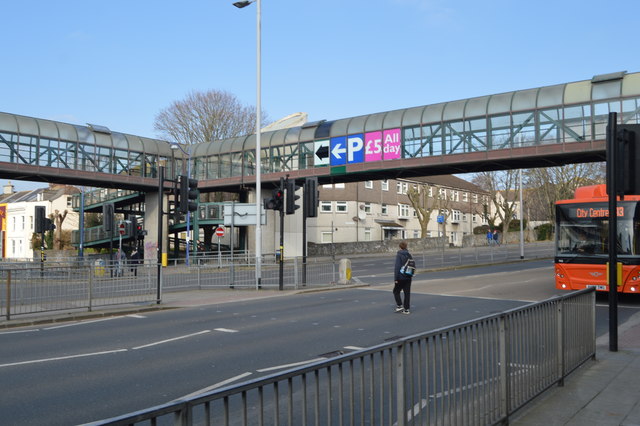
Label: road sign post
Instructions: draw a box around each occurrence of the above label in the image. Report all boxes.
[216,226,225,268]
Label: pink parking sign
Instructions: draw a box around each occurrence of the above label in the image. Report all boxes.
[364,131,383,162]
[383,128,401,160]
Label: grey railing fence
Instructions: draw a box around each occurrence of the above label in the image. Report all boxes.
[90,289,595,426]
[0,258,341,319]
[0,262,159,319]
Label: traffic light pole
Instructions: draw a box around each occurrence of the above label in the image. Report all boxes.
[606,112,619,352]
[279,177,285,290]
[157,165,164,304]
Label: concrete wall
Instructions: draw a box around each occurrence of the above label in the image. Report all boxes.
[308,230,542,257]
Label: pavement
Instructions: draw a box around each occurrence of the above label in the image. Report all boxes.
[2,286,640,426]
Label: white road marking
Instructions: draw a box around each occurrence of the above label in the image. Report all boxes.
[344,346,363,351]
[257,358,326,373]
[214,328,238,333]
[127,314,147,318]
[43,316,121,330]
[132,330,211,350]
[0,329,39,335]
[0,349,128,368]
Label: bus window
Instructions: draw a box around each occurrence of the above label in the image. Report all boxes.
[557,223,605,255]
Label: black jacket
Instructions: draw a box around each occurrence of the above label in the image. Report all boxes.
[394,249,412,281]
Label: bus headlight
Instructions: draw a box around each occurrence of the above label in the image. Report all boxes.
[631,286,637,292]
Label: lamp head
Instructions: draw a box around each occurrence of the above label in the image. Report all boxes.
[233,1,253,8]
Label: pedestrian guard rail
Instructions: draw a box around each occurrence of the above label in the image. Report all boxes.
[0,257,340,319]
[91,288,596,426]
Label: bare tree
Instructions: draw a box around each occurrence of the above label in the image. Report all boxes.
[524,163,606,223]
[472,170,520,243]
[406,183,451,238]
[51,209,68,250]
[154,89,267,145]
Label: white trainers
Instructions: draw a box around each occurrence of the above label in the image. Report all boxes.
[395,306,404,313]
[401,309,410,315]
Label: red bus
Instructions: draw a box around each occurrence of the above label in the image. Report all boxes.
[555,184,640,293]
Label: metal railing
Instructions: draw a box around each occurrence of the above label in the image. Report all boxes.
[90,289,596,426]
[163,257,338,290]
[0,257,340,319]
[0,261,159,319]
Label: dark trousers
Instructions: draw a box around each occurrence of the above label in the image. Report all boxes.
[393,279,412,310]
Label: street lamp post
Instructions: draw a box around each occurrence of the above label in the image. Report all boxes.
[234,0,262,289]
[171,143,193,266]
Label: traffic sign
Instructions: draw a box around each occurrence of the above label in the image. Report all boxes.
[314,140,330,166]
[215,226,225,237]
[118,222,126,235]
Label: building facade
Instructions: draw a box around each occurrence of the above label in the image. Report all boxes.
[0,182,80,259]
[309,175,491,247]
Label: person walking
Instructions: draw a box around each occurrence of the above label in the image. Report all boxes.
[393,241,414,315]
[487,229,493,246]
[130,248,142,277]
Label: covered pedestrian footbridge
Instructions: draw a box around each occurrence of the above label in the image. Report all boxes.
[0,71,638,192]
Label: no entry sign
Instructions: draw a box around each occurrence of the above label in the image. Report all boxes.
[215,226,225,237]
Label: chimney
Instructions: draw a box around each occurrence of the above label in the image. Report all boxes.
[3,181,15,195]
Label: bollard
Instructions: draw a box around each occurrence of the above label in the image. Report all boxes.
[338,258,352,285]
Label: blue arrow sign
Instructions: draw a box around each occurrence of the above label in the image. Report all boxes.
[330,136,347,166]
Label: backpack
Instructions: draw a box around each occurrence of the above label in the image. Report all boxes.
[399,256,416,277]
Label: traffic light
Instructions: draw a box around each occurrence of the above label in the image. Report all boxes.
[304,177,319,218]
[285,179,301,215]
[617,125,640,195]
[35,206,46,233]
[103,203,114,232]
[179,175,199,213]
[264,188,284,211]
[131,215,146,239]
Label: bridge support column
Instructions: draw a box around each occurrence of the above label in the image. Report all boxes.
[144,191,168,266]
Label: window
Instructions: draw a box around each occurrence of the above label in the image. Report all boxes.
[413,230,420,238]
[396,182,408,194]
[439,188,447,198]
[463,192,468,202]
[381,204,388,215]
[473,193,479,203]
[451,190,459,201]
[320,201,332,212]
[21,216,25,230]
[363,202,372,214]
[364,180,373,189]
[381,180,389,191]
[398,204,410,218]
[364,228,372,241]
[428,186,433,197]
[66,196,72,208]
[453,210,461,222]
[336,201,347,213]
[321,232,333,243]
[334,183,345,189]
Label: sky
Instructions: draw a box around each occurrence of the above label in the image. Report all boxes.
[2,0,640,192]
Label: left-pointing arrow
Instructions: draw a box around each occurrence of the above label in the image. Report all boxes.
[315,145,329,160]
[331,142,346,159]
